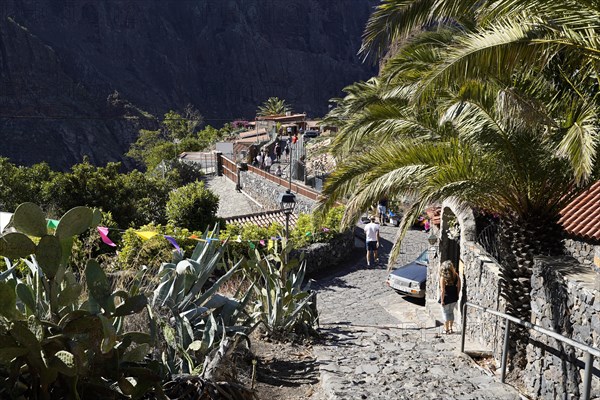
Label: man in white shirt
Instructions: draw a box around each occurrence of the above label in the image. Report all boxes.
[264,154,273,172]
[364,217,380,267]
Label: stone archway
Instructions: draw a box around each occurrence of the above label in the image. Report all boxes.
[426,198,476,323]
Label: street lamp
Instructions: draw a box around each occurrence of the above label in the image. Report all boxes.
[278,190,296,240]
[428,232,438,246]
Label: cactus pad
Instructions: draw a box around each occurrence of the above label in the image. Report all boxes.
[12,203,47,237]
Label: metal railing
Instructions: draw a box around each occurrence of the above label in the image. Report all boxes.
[461,302,600,399]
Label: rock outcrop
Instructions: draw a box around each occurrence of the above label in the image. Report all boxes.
[0,0,377,169]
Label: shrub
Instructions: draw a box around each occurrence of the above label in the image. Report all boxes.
[166,181,219,231]
[117,223,203,273]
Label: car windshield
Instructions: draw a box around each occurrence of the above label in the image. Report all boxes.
[415,250,429,265]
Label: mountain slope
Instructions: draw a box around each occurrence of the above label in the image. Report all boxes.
[0,0,376,169]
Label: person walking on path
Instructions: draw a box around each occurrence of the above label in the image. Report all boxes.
[439,260,461,334]
[255,152,262,168]
[284,142,290,160]
[274,142,282,161]
[377,198,388,226]
[364,217,380,267]
[264,153,273,172]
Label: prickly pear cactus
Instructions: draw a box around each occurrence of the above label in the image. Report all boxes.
[12,202,47,237]
[0,204,162,399]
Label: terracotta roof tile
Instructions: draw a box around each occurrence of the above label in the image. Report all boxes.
[559,181,600,241]
[225,209,298,229]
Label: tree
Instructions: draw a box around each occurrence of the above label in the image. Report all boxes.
[43,159,172,227]
[319,29,600,368]
[0,159,54,212]
[127,106,206,170]
[257,97,292,117]
[166,181,219,231]
[360,0,600,182]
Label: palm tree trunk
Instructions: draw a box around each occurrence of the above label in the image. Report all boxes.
[497,214,564,370]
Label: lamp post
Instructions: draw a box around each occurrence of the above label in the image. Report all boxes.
[428,232,438,246]
[278,190,297,241]
[428,231,438,260]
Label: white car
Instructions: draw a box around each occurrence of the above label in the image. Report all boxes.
[386,250,429,298]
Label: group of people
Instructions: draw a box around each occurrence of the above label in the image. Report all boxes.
[363,214,461,335]
[254,139,293,174]
[254,149,272,171]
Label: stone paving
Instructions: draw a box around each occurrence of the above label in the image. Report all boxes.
[311,225,523,400]
[204,175,262,218]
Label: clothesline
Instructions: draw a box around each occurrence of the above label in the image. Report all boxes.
[95,225,331,252]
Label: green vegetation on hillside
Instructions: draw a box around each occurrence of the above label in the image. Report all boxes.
[127,107,232,171]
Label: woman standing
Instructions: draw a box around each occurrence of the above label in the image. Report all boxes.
[439,260,461,334]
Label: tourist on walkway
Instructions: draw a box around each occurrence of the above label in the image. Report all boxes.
[378,198,388,226]
[264,153,273,172]
[274,142,282,161]
[255,152,262,168]
[364,217,380,267]
[275,165,282,177]
[284,141,290,160]
[439,260,461,334]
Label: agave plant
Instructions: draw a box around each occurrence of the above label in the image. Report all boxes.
[0,203,164,400]
[247,241,318,337]
[151,227,253,375]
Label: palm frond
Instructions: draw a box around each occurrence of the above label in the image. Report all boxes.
[557,102,599,183]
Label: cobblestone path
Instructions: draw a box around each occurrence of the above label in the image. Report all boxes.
[312,226,522,400]
[204,176,262,218]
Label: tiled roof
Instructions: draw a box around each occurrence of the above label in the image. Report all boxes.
[225,209,298,228]
[559,181,600,241]
[257,113,306,122]
[239,128,268,139]
[236,134,271,143]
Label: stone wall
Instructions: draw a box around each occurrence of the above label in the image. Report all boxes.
[238,170,315,214]
[563,238,596,267]
[428,238,600,399]
[524,257,600,399]
[291,230,354,276]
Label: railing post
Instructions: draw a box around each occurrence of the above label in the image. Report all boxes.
[500,318,510,383]
[583,351,593,400]
[215,152,223,176]
[461,303,467,353]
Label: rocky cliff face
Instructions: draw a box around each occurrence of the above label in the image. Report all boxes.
[0,0,376,169]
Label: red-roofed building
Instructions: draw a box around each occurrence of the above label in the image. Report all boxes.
[559,181,600,242]
[559,180,600,269]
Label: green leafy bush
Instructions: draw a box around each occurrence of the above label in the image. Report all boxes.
[290,214,314,247]
[117,223,203,273]
[219,222,283,261]
[166,181,219,231]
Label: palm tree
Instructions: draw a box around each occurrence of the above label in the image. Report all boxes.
[256,97,292,117]
[319,0,600,368]
[361,0,600,181]
[319,40,600,366]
